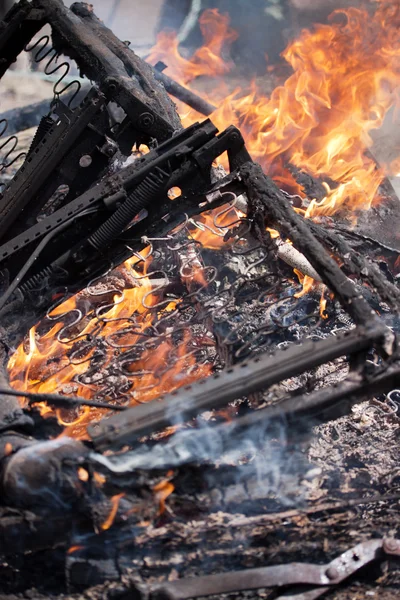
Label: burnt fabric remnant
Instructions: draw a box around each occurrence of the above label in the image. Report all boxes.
[0,1,399,599]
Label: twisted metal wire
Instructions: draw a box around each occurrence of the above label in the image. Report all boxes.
[10,194,340,410]
[0,34,83,188]
[25,35,81,107]
[0,118,26,184]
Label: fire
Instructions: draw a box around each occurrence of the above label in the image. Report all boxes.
[78,467,89,482]
[8,249,211,439]
[190,199,244,250]
[294,268,329,318]
[3,442,12,456]
[389,156,400,177]
[100,493,125,531]
[147,9,238,85]
[293,269,317,298]
[153,475,174,515]
[7,2,400,435]
[319,290,329,320]
[67,545,83,554]
[149,2,400,219]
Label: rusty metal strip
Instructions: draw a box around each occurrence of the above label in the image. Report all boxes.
[147,539,400,600]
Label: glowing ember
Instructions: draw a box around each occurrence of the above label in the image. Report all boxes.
[3,442,12,456]
[67,545,83,554]
[319,291,329,320]
[78,467,89,482]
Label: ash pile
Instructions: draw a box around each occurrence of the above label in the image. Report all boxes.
[0,1,399,599]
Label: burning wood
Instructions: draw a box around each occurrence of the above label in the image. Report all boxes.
[0,0,399,598]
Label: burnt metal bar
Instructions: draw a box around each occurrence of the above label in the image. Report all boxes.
[147,539,400,600]
[155,71,216,116]
[0,87,107,241]
[240,162,379,327]
[70,2,217,117]
[88,323,387,450]
[0,121,249,338]
[0,387,127,411]
[234,360,400,432]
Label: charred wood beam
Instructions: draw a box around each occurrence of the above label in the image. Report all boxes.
[70,2,217,117]
[0,74,214,138]
[34,0,181,140]
[62,503,400,592]
[0,435,90,509]
[88,323,387,450]
[0,511,81,555]
[240,162,384,327]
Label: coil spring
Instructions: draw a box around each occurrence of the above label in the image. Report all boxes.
[88,167,170,250]
[338,313,354,328]
[0,118,26,182]
[25,35,81,106]
[19,265,55,294]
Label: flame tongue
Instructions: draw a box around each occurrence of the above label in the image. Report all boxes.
[150,3,400,218]
[147,8,238,84]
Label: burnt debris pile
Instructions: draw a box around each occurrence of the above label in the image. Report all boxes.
[0,1,399,599]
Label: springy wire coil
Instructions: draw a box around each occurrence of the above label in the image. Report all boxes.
[19,266,56,294]
[88,167,171,250]
[25,35,81,107]
[0,35,82,186]
[0,119,26,184]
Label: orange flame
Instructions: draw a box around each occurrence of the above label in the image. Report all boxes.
[153,477,174,515]
[293,269,318,297]
[4,442,13,456]
[67,545,83,554]
[147,9,238,85]
[100,493,125,531]
[319,290,329,320]
[150,4,400,219]
[8,251,211,438]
